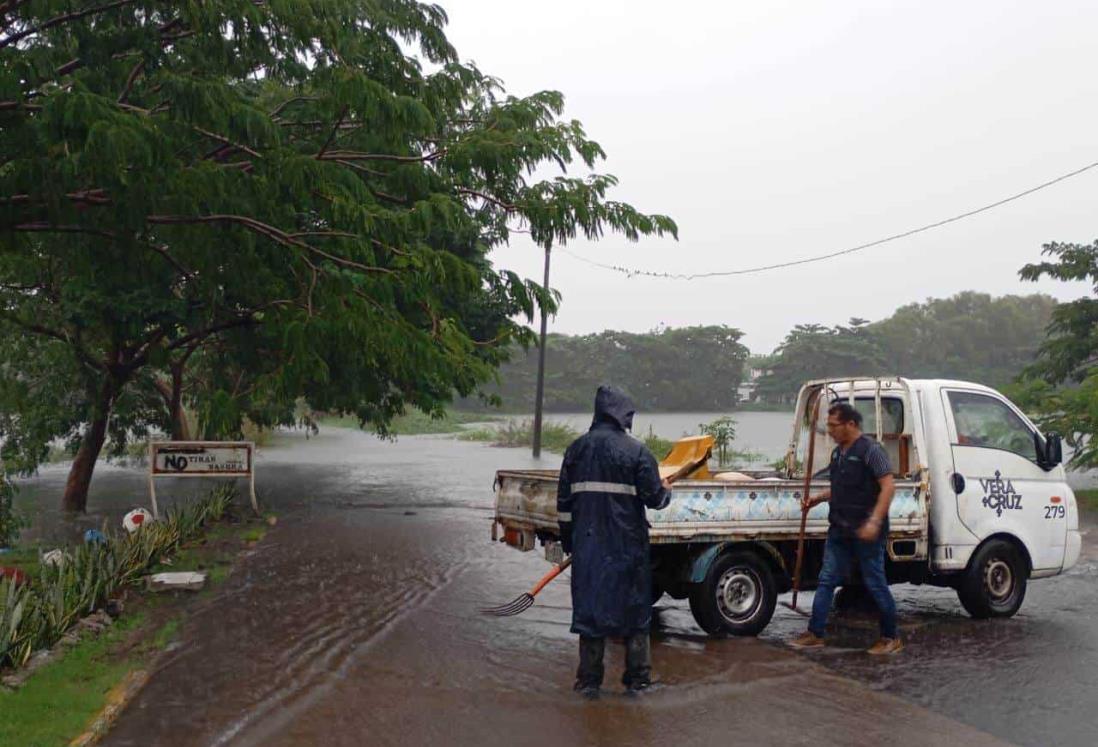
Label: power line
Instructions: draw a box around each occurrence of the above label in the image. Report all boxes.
[560,158,1098,280]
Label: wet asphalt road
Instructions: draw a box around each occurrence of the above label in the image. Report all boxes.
[14,427,1097,746]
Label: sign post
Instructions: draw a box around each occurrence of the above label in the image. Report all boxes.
[148,441,257,518]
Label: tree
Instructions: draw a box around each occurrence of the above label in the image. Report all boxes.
[466,325,749,412]
[0,2,675,511]
[1013,241,1098,467]
[755,294,1058,402]
[871,292,1056,387]
[755,320,886,402]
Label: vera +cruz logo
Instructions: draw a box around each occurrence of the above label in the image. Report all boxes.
[979,470,1022,517]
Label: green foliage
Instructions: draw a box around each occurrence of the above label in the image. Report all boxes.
[699,416,737,466]
[320,408,495,435]
[1019,241,1098,385]
[464,325,748,412]
[756,293,1057,401]
[0,1,676,510]
[1076,489,1098,512]
[0,607,142,747]
[458,418,579,454]
[0,475,18,547]
[642,426,673,460]
[1014,241,1098,468]
[755,319,885,402]
[0,485,234,672]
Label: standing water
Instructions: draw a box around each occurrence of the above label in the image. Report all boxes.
[8,422,1096,746]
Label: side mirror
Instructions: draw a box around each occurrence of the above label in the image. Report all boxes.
[1036,431,1063,469]
[1046,432,1063,468]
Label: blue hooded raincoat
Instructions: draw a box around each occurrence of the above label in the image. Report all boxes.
[557,386,671,637]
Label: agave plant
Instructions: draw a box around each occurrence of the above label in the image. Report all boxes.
[0,578,42,669]
[0,487,240,672]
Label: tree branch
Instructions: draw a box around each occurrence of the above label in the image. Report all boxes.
[334,159,388,178]
[316,105,349,159]
[269,96,320,119]
[117,58,145,104]
[458,188,517,211]
[146,214,395,275]
[0,0,140,50]
[11,222,116,239]
[194,126,262,159]
[1,189,110,207]
[0,309,104,369]
[0,101,43,112]
[319,149,444,163]
[164,316,259,354]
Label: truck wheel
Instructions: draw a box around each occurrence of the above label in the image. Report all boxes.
[957,539,1028,619]
[688,550,777,637]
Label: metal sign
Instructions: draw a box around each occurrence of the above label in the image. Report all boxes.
[148,441,257,517]
[152,443,251,475]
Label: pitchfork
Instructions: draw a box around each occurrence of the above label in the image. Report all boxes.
[481,556,573,616]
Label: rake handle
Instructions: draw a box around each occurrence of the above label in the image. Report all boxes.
[528,556,572,597]
[790,394,822,610]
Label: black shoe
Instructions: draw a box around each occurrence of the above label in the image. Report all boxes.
[624,681,658,697]
[576,685,600,700]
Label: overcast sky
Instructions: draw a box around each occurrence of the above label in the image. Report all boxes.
[442,0,1095,353]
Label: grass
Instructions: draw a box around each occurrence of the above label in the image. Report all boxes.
[320,409,498,435]
[642,428,674,460]
[0,612,143,747]
[1077,489,1098,512]
[1,546,42,578]
[0,510,270,746]
[458,419,580,454]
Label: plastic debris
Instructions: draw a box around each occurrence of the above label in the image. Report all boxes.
[84,528,107,545]
[42,549,67,568]
[0,567,29,586]
[145,571,207,592]
[123,508,154,534]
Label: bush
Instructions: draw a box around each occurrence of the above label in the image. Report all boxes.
[642,426,674,460]
[699,416,737,466]
[457,419,580,454]
[0,476,20,548]
[0,485,235,671]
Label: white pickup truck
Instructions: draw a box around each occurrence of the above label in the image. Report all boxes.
[492,377,1081,636]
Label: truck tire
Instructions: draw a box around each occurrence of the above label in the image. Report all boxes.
[688,550,777,637]
[956,539,1028,619]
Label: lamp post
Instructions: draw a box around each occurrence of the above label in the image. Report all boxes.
[532,247,551,458]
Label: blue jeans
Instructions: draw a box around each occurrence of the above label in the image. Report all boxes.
[808,528,898,639]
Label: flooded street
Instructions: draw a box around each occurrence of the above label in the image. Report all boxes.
[15,427,1096,746]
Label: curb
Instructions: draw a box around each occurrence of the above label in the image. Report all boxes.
[69,669,149,747]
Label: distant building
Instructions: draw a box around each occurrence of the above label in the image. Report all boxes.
[736,366,769,404]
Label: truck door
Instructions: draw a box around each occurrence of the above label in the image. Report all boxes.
[941,388,1066,571]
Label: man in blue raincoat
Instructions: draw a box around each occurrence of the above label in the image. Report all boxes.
[557,385,672,698]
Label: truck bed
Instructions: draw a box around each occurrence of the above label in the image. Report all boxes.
[495,469,927,545]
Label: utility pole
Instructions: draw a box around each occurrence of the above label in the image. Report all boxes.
[532,247,551,458]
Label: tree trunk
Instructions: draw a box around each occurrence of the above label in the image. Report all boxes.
[61,378,118,513]
[153,364,191,440]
